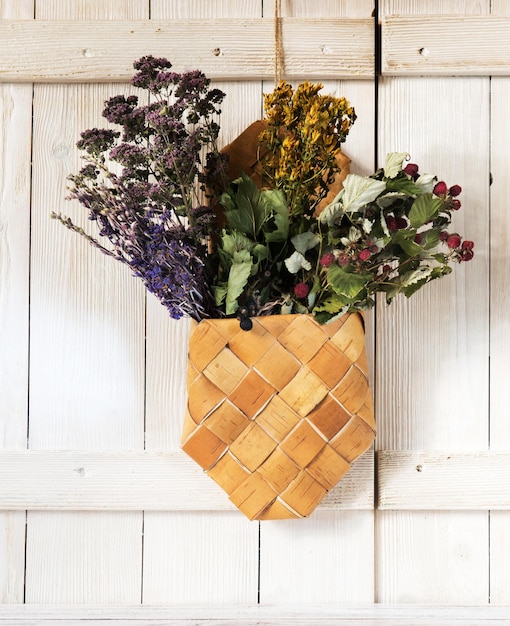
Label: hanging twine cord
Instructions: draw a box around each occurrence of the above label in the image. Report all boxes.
[274,0,284,84]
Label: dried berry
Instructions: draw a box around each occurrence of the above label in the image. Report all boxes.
[294,282,310,299]
[447,234,462,249]
[320,253,335,267]
[433,181,448,196]
[404,163,419,177]
[239,316,253,331]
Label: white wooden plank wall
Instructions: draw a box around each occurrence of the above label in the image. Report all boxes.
[488,0,510,605]
[0,0,32,603]
[27,0,148,605]
[377,0,491,606]
[0,0,509,623]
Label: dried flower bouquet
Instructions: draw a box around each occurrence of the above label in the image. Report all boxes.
[52,57,475,520]
[53,55,474,328]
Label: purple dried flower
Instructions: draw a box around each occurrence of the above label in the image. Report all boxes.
[63,55,229,321]
[76,128,119,155]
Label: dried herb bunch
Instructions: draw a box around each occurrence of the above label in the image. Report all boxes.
[258,81,356,222]
[52,55,227,320]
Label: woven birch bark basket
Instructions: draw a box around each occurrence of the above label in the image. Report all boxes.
[181,313,375,520]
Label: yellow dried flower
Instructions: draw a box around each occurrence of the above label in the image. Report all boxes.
[259,80,356,220]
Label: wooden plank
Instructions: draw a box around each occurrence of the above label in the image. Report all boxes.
[0,512,25,603]
[24,0,148,604]
[0,0,33,602]
[376,510,489,604]
[382,15,510,76]
[0,60,31,452]
[260,510,374,604]
[25,511,142,604]
[376,0,490,604]
[0,450,373,511]
[0,604,510,624]
[0,17,374,83]
[488,0,510,597]
[378,452,510,510]
[490,512,510,604]
[142,512,259,604]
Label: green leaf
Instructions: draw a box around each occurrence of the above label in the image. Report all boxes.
[421,228,440,250]
[382,282,404,303]
[392,229,422,256]
[383,152,409,178]
[398,266,434,288]
[221,174,269,238]
[314,293,350,313]
[252,243,270,263]
[262,189,289,242]
[385,177,422,195]
[432,265,452,278]
[225,258,252,315]
[307,291,317,309]
[284,250,312,274]
[291,231,320,254]
[212,284,228,306]
[403,277,431,299]
[361,218,374,234]
[380,209,391,236]
[408,193,443,228]
[399,238,423,256]
[221,230,255,256]
[232,248,252,264]
[309,275,321,295]
[432,252,447,263]
[340,226,362,246]
[327,265,371,298]
[376,191,409,209]
[415,173,437,193]
[341,174,387,213]
[318,191,344,226]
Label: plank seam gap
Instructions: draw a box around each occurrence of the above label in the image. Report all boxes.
[257,521,261,604]
[26,81,36,452]
[22,511,28,605]
[140,512,145,604]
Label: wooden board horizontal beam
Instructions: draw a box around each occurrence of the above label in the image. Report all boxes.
[0,450,373,511]
[0,604,509,624]
[378,451,510,510]
[0,18,374,82]
[382,15,510,76]
[6,449,510,511]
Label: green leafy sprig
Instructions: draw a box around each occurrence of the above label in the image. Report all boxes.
[280,152,474,324]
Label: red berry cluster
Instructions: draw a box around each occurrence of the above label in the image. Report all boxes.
[433,180,462,211]
[439,231,474,261]
[294,282,310,299]
[407,163,474,261]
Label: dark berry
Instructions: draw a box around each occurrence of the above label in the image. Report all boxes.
[239,316,253,331]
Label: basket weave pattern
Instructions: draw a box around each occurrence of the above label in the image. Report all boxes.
[181,313,375,520]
